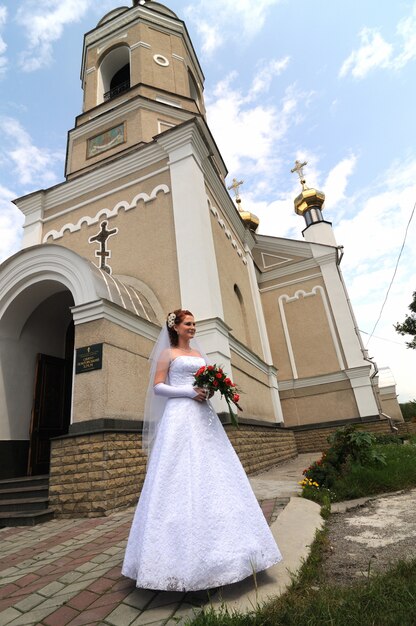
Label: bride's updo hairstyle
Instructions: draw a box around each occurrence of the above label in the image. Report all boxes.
[166,309,193,346]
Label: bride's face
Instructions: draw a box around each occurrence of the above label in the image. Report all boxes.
[175,315,196,340]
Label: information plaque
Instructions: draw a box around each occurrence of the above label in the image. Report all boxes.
[75,344,103,374]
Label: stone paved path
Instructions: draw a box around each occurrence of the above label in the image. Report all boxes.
[0,453,319,626]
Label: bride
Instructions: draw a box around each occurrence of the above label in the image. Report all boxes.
[122,309,282,591]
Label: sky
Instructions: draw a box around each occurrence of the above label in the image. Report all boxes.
[0,0,415,402]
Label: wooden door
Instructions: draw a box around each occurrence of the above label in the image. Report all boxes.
[28,354,72,476]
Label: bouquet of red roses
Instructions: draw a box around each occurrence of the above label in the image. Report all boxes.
[194,364,242,427]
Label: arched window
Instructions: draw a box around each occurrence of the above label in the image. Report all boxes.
[97,46,131,104]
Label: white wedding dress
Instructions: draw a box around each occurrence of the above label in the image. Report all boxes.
[122,356,282,591]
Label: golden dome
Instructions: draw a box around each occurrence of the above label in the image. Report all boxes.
[294,187,325,216]
[239,208,260,232]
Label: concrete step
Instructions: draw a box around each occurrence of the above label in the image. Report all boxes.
[0,485,49,501]
[0,475,53,527]
[0,475,49,490]
[0,508,54,528]
[0,497,49,513]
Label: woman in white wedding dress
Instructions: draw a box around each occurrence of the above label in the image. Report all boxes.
[122,309,282,591]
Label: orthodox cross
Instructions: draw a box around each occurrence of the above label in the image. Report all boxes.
[88,220,118,274]
[227,177,244,207]
[291,159,308,189]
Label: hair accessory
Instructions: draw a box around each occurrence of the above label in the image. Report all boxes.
[167,312,176,328]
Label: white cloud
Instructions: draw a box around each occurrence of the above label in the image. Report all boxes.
[16,0,91,71]
[392,5,416,69]
[185,0,282,56]
[339,28,393,78]
[340,3,416,78]
[0,185,24,264]
[206,70,308,183]
[0,117,63,187]
[0,5,8,77]
[248,57,290,100]
[324,155,357,210]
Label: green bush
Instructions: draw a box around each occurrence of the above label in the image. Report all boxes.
[301,425,386,498]
[373,433,403,445]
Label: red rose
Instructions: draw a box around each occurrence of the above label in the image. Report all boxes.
[218,368,223,374]
[207,365,214,371]
[196,367,205,376]
[215,372,223,379]
[213,380,219,387]
[224,378,232,386]
[233,393,240,403]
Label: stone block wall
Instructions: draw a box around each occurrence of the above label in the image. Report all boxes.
[225,423,297,475]
[294,419,393,453]
[49,432,146,518]
[396,422,416,436]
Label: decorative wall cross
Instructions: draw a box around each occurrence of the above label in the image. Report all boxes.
[88,220,118,274]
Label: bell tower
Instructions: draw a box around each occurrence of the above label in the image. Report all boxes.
[66,1,206,179]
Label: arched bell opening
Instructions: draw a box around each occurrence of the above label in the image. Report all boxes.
[98,45,131,104]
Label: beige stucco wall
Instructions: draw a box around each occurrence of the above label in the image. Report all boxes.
[42,166,180,314]
[230,350,275,422]
[208,198,263,357]
[378,389,404,422]
[261,273,345,380]
[72,319,154,423]
[280,382,359,427]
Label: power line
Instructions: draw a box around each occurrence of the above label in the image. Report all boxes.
[359,329,405,346]
[366,199,416,347]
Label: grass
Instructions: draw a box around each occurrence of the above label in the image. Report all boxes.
[301,441,416,505]
[189,536,416,626]
[328,442,416,501]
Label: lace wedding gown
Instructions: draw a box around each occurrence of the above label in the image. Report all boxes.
[122,356,282,591]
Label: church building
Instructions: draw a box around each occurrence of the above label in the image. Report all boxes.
[0,1,400,519]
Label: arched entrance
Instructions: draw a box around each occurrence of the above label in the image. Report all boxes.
[0,243,161,481]
[0,244,108,479]
[0,283,75,477]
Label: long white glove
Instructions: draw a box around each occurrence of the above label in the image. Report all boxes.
[154,383,198,399]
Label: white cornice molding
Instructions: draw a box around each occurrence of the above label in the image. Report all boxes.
[345,365,372,380]
[257,257,320,282]
[259,273,322,293]
[71,299,160,342]
[130,40,151,50]
[279,365,370,390]
[254,234,312,257]
[73,96,192,137]
[157,121,210,165]
[14,142,166,218]
[42,167,168,225]
[43,183,170,241]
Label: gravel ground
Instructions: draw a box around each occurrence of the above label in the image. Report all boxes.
[322,489,416,586]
